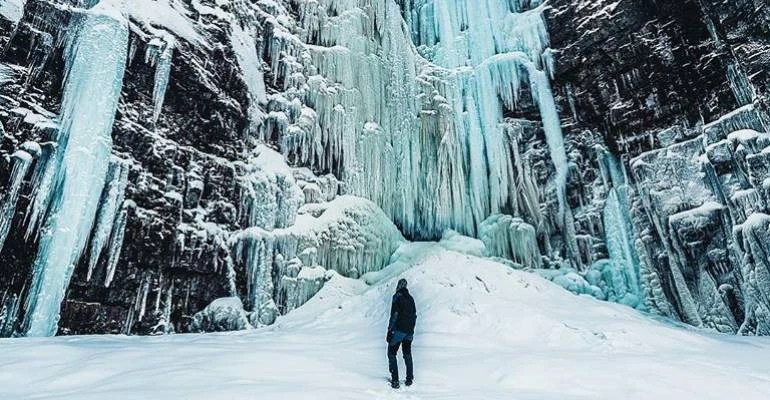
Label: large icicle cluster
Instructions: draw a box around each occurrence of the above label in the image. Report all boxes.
[84,157,131,287]
[260,0,573,246]
[237,145,304,231]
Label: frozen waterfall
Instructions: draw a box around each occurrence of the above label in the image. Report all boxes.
[285,0,572,248]
[22,1,129,337]
[412,0,575,256]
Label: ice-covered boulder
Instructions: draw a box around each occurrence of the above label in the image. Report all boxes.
[275,196,407,278]
[189,297,252,333]
[438,229,487,257]
[536,268,605,300]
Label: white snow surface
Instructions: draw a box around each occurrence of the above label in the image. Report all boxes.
[3,246,770,399]
[0,0,24,23]
[129,0,206,46]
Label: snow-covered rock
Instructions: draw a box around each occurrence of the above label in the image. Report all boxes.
[189,297,252,333]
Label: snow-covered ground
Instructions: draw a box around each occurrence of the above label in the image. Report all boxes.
[3,244,770,399]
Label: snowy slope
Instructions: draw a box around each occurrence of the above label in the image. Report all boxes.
[2,245,770,399]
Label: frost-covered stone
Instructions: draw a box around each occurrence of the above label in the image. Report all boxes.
[190,297,252,333]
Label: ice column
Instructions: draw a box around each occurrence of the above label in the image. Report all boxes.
[231,228,278,326]
[23,1,128,337]
[599,151,644,304]
[528,66,569,220]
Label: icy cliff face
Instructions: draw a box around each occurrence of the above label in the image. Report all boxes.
[0,0,769,336]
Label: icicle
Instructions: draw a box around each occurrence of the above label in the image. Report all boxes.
[0,149,33,252]
[528,67,568,219]
[23,1,129,337]
[104,199,131,287]
[727,63,756,106]
[23,142,59,241]
[86,157,129,282]
[138,276,150,322]
[145,35,174,125]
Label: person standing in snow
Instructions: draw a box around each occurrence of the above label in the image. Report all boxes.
[386,278,416,389]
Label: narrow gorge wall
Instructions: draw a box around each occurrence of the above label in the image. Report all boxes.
[0,0,769,336]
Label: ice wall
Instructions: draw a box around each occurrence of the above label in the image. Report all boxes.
[22,1,128,336]
[232,0,584,329]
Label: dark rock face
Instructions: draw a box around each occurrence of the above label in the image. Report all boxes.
[549,0,769,151]
[547,0,770,333]
[0,0,253,335]
[0,0,769,336]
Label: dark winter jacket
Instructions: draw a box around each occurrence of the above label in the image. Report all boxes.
[388,288,416,334]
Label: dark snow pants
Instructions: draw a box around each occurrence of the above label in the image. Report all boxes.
[387,332,413,381]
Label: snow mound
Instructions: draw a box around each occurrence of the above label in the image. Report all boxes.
[3,246,770,399]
